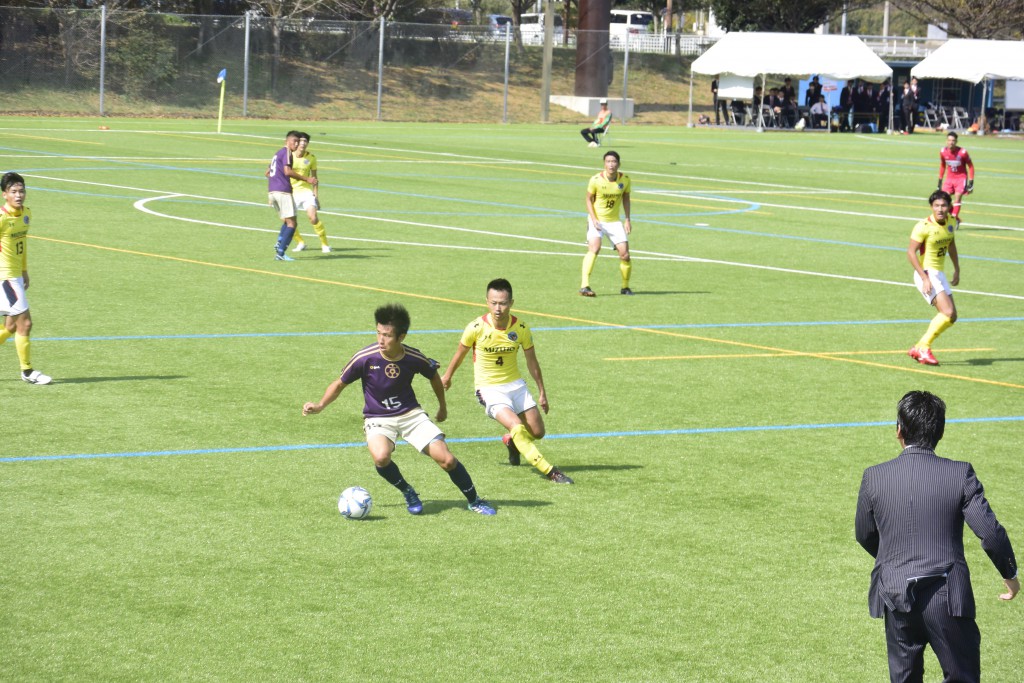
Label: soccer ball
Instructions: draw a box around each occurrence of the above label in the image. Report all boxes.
[338,486,372,520]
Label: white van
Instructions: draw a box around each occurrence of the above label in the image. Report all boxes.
[518,12,564,44]
[609,9,655,40]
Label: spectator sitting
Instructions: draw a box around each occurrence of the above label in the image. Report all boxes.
[581,99,613,147]
[810,95,830,128]
[777,94,798,128]
[805,76,822,107]
[780,77,796,102]
[731,98,747,126]
[751,86,764,113]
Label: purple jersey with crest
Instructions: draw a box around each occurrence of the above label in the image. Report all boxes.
[267,146,293,193]
[339,343,440,418]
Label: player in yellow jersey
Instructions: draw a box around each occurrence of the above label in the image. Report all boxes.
[0,172,51,384]
[580,150,633,297]
[290,132,332,253]
[441,278,573,484]
[907,190,960,366]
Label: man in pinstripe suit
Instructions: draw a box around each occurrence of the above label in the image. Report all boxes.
[856,391,1018,683]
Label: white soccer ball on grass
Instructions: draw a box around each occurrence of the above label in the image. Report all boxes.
[338,486,373,520]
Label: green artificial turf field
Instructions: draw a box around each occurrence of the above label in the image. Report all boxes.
[1,118,1022,681]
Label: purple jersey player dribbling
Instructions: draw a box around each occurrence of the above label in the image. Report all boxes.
[303,304,496,516]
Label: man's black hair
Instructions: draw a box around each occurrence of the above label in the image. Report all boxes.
[1,172,25,191]
[897,390,946,449]
[375,303,411,336]
[486,278,513,298]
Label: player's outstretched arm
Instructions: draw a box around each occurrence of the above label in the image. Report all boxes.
[906,240,931,295]
[948,240,960,286]
[303,378,346,415]
[1000,576,1020,601]
[523,346,548,414]
[585,191,600,227]
[429,373,448,423]
[441,343,471,390]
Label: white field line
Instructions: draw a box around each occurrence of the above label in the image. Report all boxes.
[27,173,1024,302]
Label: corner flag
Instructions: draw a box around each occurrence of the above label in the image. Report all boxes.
[216,69,227,132]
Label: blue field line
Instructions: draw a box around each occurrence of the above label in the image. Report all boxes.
[22,161,1024,264]
[33,317,1024,343]
[4,416,1022,464]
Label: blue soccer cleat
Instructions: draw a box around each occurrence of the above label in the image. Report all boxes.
[403,487,423,515]
[468,498,497,515]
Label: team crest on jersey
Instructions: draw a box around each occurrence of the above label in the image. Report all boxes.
[508,331,518,342]
[385,363,400,378]
[617,183,624,190]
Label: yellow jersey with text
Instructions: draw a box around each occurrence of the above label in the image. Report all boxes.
[910,215,957,272]
[290,151,317,193]
[459,314,534,387]
[587,171,630,223]
[0,206,30,279]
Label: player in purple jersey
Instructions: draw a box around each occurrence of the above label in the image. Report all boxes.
[265,130,317,261]
[303,304,496,516]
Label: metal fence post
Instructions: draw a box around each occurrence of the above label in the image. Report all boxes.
[243,11,251,117]
[376,16,385,121]
[502,23,510,123]
[621,32,629,121]
[99,4,107,116]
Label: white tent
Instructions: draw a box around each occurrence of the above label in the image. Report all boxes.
[911,39,1024,130]
[911,39,1024,83]
[688,32,893,129]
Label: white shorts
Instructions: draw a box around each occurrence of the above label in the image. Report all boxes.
[475,379,537,420]
[913,269,952,305]
[293,189,318,212]
[0,277,29,316]
[364,408,443,453]
[268,192,296,220]
[587,218,628,246]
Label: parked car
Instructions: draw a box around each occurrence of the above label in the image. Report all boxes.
[518,12,564,44]
[609,9,654,44]
[486,13,513,37]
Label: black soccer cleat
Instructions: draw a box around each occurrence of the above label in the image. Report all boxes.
[502,434,520,466]
[547,468,574,484]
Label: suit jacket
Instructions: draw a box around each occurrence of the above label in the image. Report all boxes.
[855,446,1017,619]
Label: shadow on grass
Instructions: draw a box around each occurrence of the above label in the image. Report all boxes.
[419,497,557,511]
[621,290,710,296]
[558,464,642,473]
[948,357,1024,367]
[53,375,188,384]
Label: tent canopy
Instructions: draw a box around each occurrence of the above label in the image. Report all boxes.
[691,32,892,83]
[911,39,1024,84]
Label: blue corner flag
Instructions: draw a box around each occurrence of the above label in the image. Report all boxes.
[217,68,227,84]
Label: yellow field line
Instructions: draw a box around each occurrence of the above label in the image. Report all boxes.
[9,133,104,146]
[33,235,1024,391]
[605,348,993,361]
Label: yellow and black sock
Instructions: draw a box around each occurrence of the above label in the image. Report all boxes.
[581,251,598,288]
[15,333,31,371]
[510,423,553,475]
[917,313,953,349]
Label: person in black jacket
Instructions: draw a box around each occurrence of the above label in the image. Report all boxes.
[856,390,1019,683]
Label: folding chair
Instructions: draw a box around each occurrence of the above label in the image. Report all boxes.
[760,104,778,128]
[595,117,613,146]
[744,105,756,127]
[952,107,968,129]
[922,106,938,128]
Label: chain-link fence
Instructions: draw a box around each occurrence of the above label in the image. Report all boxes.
[0,7,700,123]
